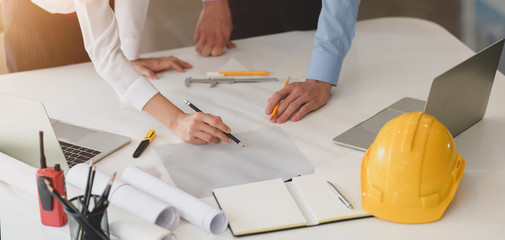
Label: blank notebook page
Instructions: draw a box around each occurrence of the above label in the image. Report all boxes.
[213,178,307,235]
[291,169,369,224]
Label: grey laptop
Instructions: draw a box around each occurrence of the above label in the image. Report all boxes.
[333,38,504,151]
[0,93,131,172]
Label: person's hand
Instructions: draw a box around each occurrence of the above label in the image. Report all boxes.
[131,56,192,80]
[265,79,332,123]
[143,93,232,145]
[173,112,233,145]
[194,0,236,57]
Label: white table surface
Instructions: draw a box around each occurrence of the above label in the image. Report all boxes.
[1,17,505,240]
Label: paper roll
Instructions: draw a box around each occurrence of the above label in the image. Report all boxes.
[107,204,176,240]
[0,152,38,195]
[67,163,180,230]
[122,166,228,234]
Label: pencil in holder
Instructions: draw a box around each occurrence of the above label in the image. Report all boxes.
[64,195,110,240]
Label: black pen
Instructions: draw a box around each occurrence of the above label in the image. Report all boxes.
[133,129,156,158]
[184,99,245,147]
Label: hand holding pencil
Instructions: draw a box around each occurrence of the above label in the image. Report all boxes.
[268,77,290,122]
[266,78,332,123]
[184,100,245,147]
[270,78,290,121]
[172,110,233,145]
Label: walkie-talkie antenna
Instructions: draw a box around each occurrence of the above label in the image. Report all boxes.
[39,131,47,168]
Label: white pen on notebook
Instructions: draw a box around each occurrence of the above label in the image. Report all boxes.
[327,181,353,209]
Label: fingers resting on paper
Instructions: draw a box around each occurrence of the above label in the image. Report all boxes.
[131,56,192,80]
[266,80,332,123]
[194,0,235,57]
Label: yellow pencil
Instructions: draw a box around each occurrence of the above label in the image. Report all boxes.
[207,71,269,77]
[270,78,290,119]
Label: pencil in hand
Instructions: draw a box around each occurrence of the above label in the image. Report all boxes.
[184,99,245,147]
[270,77,290,120]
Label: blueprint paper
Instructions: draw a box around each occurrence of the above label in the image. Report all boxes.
[155,127,314,198]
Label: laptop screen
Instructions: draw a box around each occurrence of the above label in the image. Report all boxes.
[0,93,68,170]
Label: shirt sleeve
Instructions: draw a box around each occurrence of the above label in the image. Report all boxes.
[115,0,150,60]
[306,0,360,86]
[31,0,75,14]
[71,0,159,111]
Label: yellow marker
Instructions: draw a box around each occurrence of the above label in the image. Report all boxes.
[133,129,156,158]
[207,71,269,77]
[270,78,290,119]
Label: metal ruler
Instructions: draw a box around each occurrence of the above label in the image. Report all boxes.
[185,77,278,88]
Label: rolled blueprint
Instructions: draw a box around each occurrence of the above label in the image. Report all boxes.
[0,152,38,195]
[67,163,180,230]
[107,204,176,240]
[122,166,228,234]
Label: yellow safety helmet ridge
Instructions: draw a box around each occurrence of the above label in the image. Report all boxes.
[361,112,465,223]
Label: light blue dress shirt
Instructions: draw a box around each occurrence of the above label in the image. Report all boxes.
[307,0,360,86]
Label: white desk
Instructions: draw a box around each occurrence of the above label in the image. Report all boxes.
[1,17,505,240]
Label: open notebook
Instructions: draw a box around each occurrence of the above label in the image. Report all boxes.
[213,168,370,236]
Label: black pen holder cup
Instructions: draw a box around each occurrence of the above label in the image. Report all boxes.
[64,195,110,240]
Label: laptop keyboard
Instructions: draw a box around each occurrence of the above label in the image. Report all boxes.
[59,141,101,168]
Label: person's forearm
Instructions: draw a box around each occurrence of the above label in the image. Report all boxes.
[142,93,184,131]
[71,0,158,110]
[306,0,360,85]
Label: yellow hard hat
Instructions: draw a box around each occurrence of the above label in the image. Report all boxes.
[361,112,465,223]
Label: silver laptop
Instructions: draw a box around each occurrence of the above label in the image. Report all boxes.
[0,93,131,172]
[333,38,504,151]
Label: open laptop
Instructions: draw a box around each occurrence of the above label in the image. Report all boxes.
[0,93,131,172]
[333,38,504,151]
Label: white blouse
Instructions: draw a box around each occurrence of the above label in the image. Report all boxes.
[31,0,158,111]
